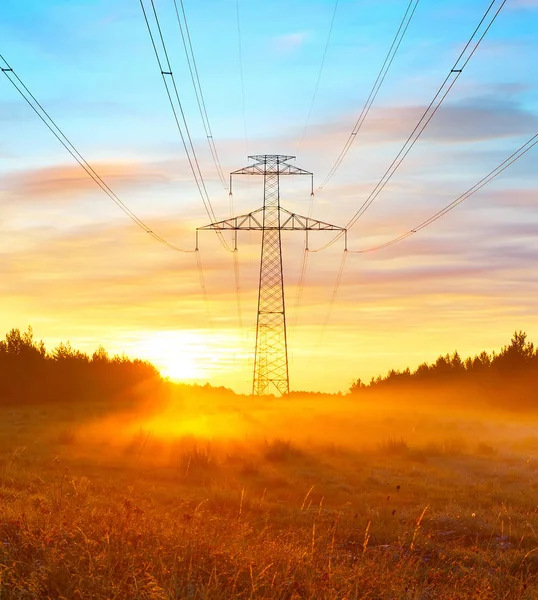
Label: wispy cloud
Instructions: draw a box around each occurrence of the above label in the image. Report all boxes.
[510,0,538,8]
[0,161,173,202]
[271,32,308,54]
[345,97,538,144]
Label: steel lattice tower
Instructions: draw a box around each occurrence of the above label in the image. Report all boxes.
[198,155,345,396]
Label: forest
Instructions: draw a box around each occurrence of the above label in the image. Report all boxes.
[1,327,537,410]
[0,326,160,405]
[349,330,538,409]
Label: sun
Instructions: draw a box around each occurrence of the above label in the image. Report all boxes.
[126,329,251,391]
[134,331,206,382]
[159,351,199,381]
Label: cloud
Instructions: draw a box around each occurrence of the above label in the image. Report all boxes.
[480,188,537,209]
[0,217,262,320]
[298,95,538,154]
[357,97,538,144]
[271,32,308,54]
[510,0,538,8]
[289,213,538,318]
[0,223,204,329]
[0,161,173,202]
[1,196,537,393]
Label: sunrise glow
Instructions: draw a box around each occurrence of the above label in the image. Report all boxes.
[1,0,537,393]
[2,3,538,598]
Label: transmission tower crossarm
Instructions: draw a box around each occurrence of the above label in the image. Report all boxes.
[278,208,345,231]
[197,208,265,231]
[232,163,311,176]
[230,155,314,196]
[198,207,345,232]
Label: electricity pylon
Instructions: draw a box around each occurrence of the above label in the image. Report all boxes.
[198,155,346,396]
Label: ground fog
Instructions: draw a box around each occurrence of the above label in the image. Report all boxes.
[1,384,538,598]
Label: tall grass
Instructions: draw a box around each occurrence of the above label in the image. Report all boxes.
[1,393,538,598]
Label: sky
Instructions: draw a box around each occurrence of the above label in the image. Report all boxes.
[1,0,537,394]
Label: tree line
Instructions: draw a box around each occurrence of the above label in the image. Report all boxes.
[0,327,161,405]
[350,330,538,406]
[3,326,536,407]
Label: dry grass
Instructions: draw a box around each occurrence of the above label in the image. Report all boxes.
[1,388,538,598]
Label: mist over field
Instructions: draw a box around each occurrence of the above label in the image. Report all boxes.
[2,328,538,598]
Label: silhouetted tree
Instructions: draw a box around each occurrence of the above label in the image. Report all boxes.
[349,330,538,409]
[492,330,535,373]
[0,327,161,406]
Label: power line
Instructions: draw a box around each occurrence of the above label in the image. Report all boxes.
[318,0,420,191]
[310,0,509,361]
[314,0,507,252]
[310,132,537,355]
[139,0,233,252]
[344,0,506,231]
[305,249,348,365]
[236,0,249,156]
[195,249,213,327]
[0,55,193,253]
[140,0,210,214]
[231,183,243,338]
[162,0,245,342]
[233,247,244,332]
[348,133,538,254]
[320,249,347,338]
[172,0,229,191]
[310,130,536,358]
[174,0,247,338]
[292,0,341,329]
[292,243,310,329]
[1,53,219,330]
[296,0,340,155]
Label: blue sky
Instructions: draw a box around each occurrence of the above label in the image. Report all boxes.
[1,0,537,392]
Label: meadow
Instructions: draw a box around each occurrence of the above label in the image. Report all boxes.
[1,383,538,599]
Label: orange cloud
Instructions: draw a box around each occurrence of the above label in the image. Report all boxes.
[1,161,171,202]
[294,96,538,157]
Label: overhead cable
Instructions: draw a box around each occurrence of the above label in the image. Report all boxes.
[318,0,420,191]
[296,0,340,155]
[233,247,244,332]
[311,131,536,354]
[0,55,193,253]
[348,133,538,253]
[292,243,310,329]
[306,249,348,362]
[172,0,229,191]
[320,249,347,336]
[236,0,249,156]
[314,0,507,252]
[139,0,233,252]
[195,249,213,326]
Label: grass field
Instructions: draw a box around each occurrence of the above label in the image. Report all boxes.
[1,385,538,599]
